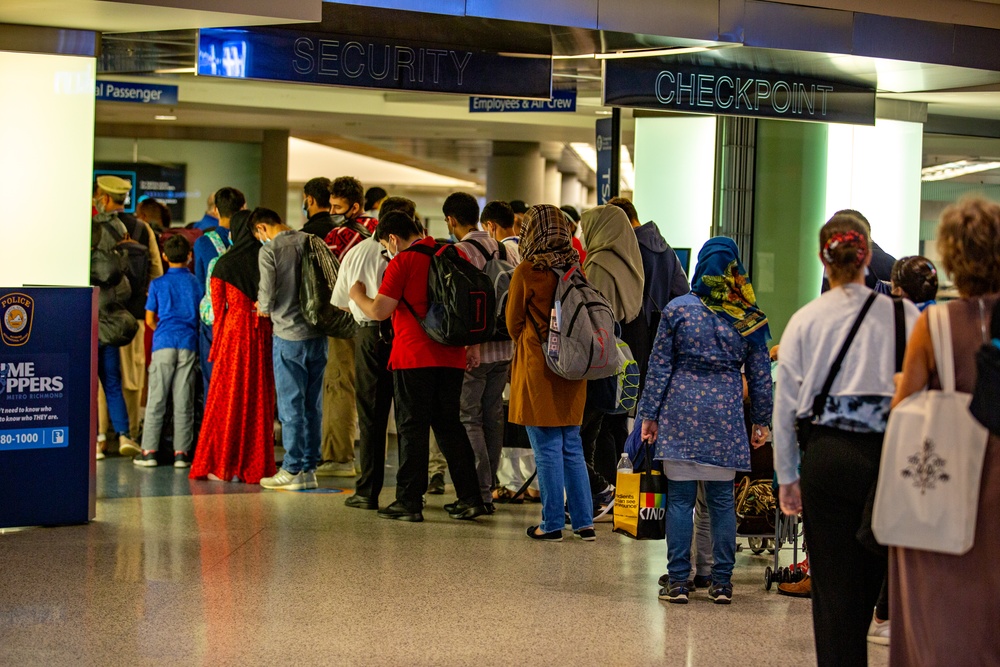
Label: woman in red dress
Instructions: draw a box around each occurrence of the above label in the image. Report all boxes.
[190,210,277,484]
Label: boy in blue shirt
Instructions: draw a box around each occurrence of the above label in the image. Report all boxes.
[135,235,201,468]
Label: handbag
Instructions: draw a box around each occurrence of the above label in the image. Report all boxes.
[612,443,666,540]
[872,305,990,555]
[795,292,878,447]
[970,299,1000,437]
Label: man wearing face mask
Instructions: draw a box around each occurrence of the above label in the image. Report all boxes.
[333,197,416,509]
[300,177,336,239]
[316,176,373,477]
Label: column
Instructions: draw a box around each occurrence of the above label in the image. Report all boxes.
[561,175,583,211]
[260,129,290,216]
[486,141,544,204]
[543,160,562,206]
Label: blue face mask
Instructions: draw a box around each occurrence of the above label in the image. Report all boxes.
[302,200,309,216]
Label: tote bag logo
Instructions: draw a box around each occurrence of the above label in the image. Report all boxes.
[902,439,950,494]
[0,293,34,346]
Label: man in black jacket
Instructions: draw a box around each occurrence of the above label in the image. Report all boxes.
[301,177,336,239]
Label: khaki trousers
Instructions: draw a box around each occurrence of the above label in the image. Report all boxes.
[321,337,358,463]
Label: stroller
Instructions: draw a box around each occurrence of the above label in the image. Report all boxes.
[763,478,806,591]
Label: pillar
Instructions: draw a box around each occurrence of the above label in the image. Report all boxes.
[486,141,544,204]
[0,27,97,286]
[260,129,290,217]
[561,176,583,211]
[543,160,562,206]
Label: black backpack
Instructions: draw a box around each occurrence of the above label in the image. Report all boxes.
[300,234,358,339]
[464,238,517,340]
[402,243,496,346]
[102,217,151,318]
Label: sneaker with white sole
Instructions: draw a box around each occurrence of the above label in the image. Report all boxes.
[867,616,890,645]
[118,435,141,457]
[133,450,158,467]
[173,452,193,469]
[301,470,319,489]
[96,446,105,460]
[593,484,615,522]
[315,461,356,478]
[260,468,310,490]
[658,583,690,604]
[709,583,733,605]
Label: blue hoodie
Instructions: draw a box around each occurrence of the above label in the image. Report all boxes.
[634,221,690,328]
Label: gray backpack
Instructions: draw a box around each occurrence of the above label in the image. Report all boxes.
[465,238,517,340]
[534,266,618,381]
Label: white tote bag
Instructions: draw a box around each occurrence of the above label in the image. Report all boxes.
[872,305,989,555]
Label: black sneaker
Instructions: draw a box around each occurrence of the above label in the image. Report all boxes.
[574,528,597,541]
[659,583,690,604]
[448,500,488,520]
[709,583,733,605]
[427,473,446,495]
[693,575,713,589]
[133,450,158,467]
[173,452,192,469]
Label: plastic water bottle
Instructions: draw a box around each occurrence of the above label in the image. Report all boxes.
[617,452,633,475]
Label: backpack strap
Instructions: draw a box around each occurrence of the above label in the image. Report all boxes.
[809,291,878,419]
[402,242,435,257]
[348,220,373,239]
[893,297,906,373]
[101,220,125,244]
[465,238,494,263]
[205,230,227,255]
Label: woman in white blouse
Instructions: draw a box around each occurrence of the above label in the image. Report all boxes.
[773,213,918,667]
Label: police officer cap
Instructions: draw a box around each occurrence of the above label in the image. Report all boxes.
[96,175,132,195]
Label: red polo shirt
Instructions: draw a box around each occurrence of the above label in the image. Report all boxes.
[378,236,466,370]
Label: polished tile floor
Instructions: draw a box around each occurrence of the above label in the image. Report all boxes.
[1,453,890,667]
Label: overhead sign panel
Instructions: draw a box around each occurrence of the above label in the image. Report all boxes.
[603,60,875,126]
[469,90,576,113]
[96,80,178,105]
[198,27,552,99]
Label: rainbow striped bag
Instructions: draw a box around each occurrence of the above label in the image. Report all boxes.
[613,443,666,540]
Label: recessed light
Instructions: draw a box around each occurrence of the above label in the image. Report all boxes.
[154,115,177,121]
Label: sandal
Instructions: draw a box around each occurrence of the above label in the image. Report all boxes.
[492,487,523,504]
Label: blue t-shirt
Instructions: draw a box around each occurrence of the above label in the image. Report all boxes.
[145,268,201,352]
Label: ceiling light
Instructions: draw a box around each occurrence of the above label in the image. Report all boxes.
[153,67,196,74]
[154,115,177,121]
[570,143,597,172]
[594,44,740,60]
[568,143,635,192]
[552,73,603,81]
[553,54,598,60]
[921,159,1000,182]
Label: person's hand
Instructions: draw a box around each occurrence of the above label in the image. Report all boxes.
[769,344,780,362]
[751,424,770,449]
[893,372,903,392]
[779,481,802,516]
[466,345,481,371]
[349,281,366,301]
[641,419,658,444]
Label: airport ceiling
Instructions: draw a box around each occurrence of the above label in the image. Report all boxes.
[49,1,1000,183]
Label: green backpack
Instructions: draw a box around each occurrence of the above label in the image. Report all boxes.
[199,231,228,326]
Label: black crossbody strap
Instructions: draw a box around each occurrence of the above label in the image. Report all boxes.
[893,297,906,373]
[465,238,493,263]
[811,291,879,417]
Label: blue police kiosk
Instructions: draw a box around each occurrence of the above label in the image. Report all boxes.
[0,287,97,528]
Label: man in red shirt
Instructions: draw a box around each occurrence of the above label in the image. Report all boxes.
[350,211,487,522]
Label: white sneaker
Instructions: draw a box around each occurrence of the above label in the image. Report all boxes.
[867,616,890,646]
[302,470,319,489]
[95,447,105,460]
[315,461,356,478]
[260,468,310,490]
[118,435,141,458]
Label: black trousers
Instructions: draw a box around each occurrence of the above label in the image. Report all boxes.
[393,367,481,510]
[800,427,886,667]
[353,325,394,500]
[581,399,629,497]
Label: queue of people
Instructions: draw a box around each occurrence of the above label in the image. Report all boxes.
[90,175,1000,665]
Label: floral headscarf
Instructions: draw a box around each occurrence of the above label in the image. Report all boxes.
[690,237,770,346]
[519,204,580,271]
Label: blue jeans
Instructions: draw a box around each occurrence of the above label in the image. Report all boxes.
[666,479,736,586]
[273,336,327,474]
[525,426,593,534]
[97,343,130,436]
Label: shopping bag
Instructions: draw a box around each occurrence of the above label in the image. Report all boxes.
[872,306,989,555]
[613,445,666,540]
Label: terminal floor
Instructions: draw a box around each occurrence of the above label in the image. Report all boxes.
[1,448,890,666]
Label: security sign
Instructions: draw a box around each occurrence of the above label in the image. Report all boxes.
[1,293,33,346]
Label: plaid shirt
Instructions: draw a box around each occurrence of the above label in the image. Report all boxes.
[324,216,378,262]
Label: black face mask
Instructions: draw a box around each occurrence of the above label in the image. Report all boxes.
[330,214,347,227]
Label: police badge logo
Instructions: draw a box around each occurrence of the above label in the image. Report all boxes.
[0,293,34,346]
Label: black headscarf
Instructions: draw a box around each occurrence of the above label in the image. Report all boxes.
[210,210,260,302]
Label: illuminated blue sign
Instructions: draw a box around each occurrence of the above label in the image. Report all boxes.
[604,60,875,125]
[469,90,576,113]
[596,118,613,205]
[95,80,178,105]
[198,27,552,99]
